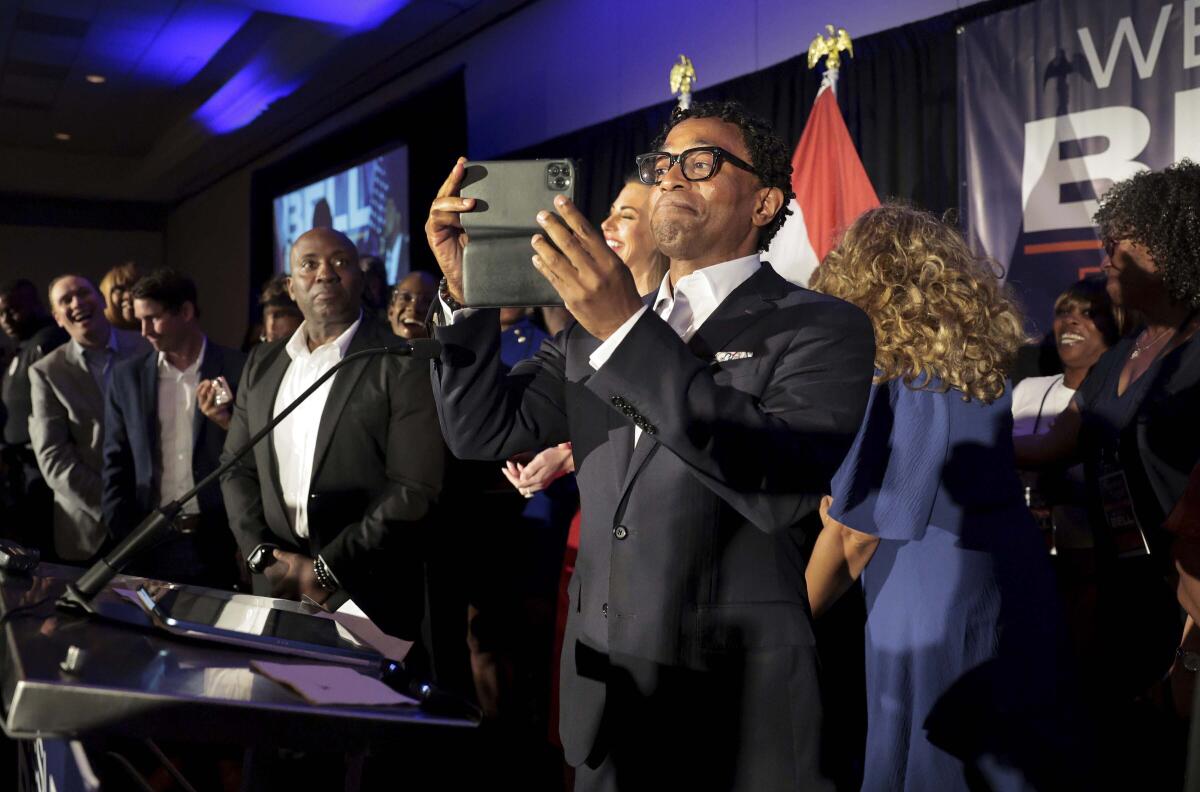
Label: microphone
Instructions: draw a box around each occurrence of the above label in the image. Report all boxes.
[381,661,481,720]
[57,338,443,613]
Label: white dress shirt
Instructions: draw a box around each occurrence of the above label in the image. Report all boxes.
[272,314,362,540]
[590,254,762,443]
[156,338,206,515]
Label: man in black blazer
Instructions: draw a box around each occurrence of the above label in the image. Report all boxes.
[219,227,444,642]
[426,102,875,790]
[102,269,245,588]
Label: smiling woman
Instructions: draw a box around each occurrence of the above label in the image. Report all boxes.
[1011,278,1118,437]
[598,177,668,295]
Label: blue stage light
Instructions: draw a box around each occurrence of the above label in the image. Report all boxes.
[194,55,304,134]
[189,0,412,134]
[232,0,411,31]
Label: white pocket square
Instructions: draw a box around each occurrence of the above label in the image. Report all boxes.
[713,351,754,362]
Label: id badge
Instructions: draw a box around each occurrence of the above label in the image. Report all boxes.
[1098,464,1150,558]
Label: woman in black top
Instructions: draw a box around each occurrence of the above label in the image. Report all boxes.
[1017,160,1200,786]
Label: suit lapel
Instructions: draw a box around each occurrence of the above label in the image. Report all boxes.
[613,264,788,502]
[194,342,221,447]
[64,343,104,418]
[309,319,377,483]
[253,344,293,521]
[140,353,159,464]
[686,264,785,361]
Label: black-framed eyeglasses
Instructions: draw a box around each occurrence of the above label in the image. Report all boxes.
[635,146,759,186]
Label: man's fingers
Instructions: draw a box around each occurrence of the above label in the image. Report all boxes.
[531,242,568,286]
[536,211,589,266]
[435,157,467,199]
[430,196,475,214]
[427,197,475,235]
[550,195,606,256]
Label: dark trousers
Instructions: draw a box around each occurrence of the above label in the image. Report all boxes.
[574,645,835,792]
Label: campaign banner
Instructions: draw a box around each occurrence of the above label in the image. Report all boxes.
[959,0,1200,333]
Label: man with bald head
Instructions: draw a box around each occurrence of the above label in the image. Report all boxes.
[30,275,148,560]
[220,227,445,642]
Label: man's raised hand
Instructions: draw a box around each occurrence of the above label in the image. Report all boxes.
[424,157,476,303]
[531,195,644,341]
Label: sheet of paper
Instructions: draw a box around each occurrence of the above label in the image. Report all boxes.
[250,660,418,707]
[315,602,414,662]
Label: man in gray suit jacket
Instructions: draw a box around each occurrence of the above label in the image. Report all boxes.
[30,275,148,560]
[426,102,876,791]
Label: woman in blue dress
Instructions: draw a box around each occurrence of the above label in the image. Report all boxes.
[806,205,1080,790]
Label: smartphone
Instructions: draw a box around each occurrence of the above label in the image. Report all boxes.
[459,159,578,307]
[211,376,233,406]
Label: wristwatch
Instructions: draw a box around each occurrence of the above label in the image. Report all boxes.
[313,555,339,593]
[246,544,278,574]
[1177,646,1200,672]
[439,277,464,313]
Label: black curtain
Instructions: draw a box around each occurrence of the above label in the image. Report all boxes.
[509,2,1030,229]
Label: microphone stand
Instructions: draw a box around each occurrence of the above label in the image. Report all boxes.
[57,339,442,614]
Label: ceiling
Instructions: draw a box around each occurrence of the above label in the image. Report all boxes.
[0,0,524,203]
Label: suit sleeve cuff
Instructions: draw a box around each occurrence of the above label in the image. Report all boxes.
[588,306,649,371]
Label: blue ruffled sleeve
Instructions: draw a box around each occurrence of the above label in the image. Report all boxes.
[827,379,950,541]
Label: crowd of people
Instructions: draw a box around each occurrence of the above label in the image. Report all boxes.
[2,99,1199,791]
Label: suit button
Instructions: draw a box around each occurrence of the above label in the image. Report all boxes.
[601,603,608,618]
[613,525,628,540]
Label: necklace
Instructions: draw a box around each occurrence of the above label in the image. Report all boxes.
[1130,326,1174,359]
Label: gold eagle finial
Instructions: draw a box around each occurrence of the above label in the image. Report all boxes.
[669,54,697,109]
[807,24,854,71]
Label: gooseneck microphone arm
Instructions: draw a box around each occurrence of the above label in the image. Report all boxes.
[56,338,443,613]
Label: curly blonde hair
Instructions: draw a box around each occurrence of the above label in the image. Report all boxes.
[809,204,1025,403]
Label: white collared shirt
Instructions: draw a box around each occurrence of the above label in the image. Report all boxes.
[156,338,206,515]
[590,253,762,443]
[272,314,362,540]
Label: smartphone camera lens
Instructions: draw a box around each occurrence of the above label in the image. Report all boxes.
[546,162,571,191]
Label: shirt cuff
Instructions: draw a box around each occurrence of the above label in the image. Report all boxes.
[588,306,648,371]
[438,297,477,324]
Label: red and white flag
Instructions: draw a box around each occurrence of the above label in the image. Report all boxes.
[767,78,879,287]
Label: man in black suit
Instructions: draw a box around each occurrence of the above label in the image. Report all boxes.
[426,101,876,790]
[102,269,245,587]
[1,278,68,547]
[219,228,444,641]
